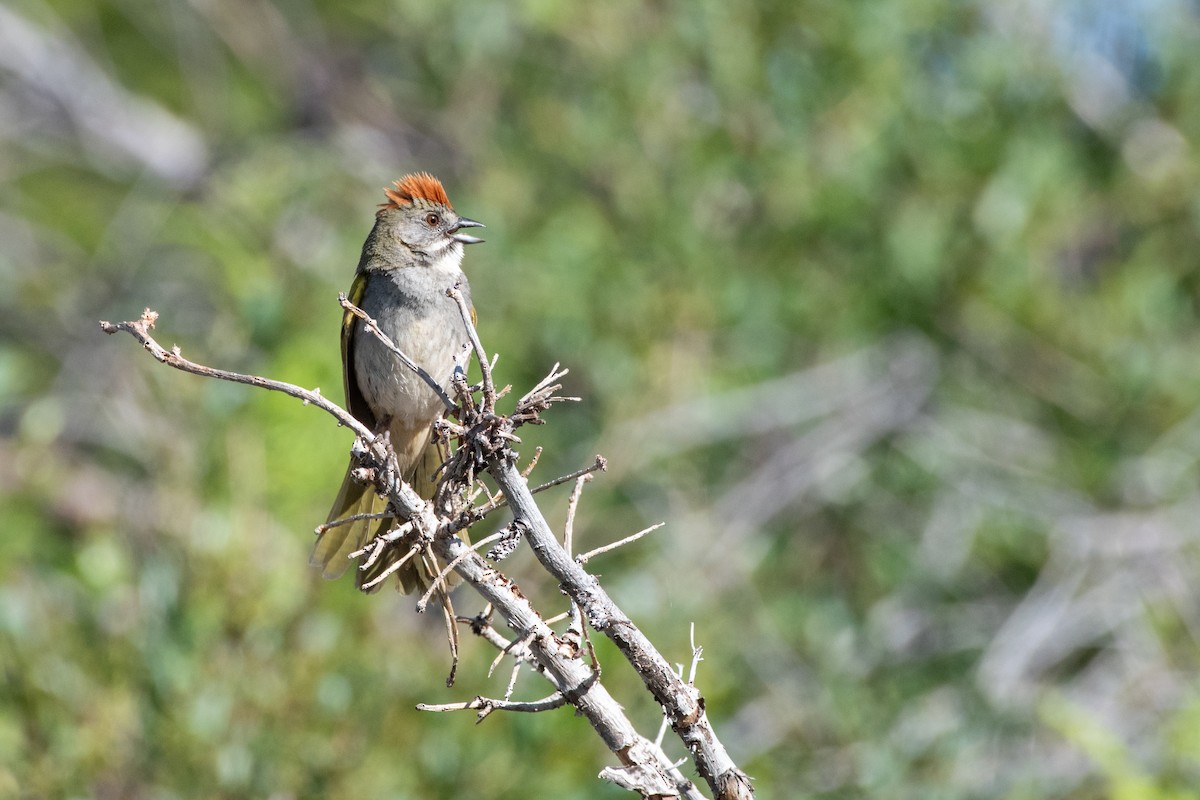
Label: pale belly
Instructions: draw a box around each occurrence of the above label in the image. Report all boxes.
[353,266,472,429]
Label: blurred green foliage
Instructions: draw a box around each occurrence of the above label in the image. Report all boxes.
[2,0,1199,797]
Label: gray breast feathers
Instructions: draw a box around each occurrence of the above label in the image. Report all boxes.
[354,266,472,425]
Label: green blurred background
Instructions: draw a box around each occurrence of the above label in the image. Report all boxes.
[2,0,1199,797]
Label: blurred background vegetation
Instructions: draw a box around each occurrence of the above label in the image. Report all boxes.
[2,0,1199,797]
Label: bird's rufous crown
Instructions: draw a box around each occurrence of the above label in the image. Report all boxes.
[380,172,452,210]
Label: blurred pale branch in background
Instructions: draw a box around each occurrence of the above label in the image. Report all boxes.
[0,6,207,185]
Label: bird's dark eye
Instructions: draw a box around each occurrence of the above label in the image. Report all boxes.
[425,212,440,227]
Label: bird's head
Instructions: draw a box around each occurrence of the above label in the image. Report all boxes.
[366,172,484,271]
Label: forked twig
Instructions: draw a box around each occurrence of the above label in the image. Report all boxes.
[100,310,369,438]
[360,543,422,590]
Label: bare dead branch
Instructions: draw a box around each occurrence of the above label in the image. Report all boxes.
[455,606,525,657]
[315,510,389,535]
[352,538,386,569]
[103,308,738,800]
[100,310,369,438]
[563,474,592,558]
[431,570,459,687]
[687,623,705,686]
[520,362,570,405]
[576,522,666,566]
[100,312,430,528]
[601,740,690,797]
[359,542,425,590]
[531,455,608,496]
[493,628,537,684]
[416,692,568,717]
[379,521,417,544]
[502,656,524,702]
[511,363,581,427]
[485,452,752,799]
[520,446,543,478]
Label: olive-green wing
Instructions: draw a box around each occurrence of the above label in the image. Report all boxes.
[342,271,376,431]
[311,272,379,581]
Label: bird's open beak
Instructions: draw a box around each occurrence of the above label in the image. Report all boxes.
[450,217,485,244]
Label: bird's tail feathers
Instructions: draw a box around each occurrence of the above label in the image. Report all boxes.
[314,429,460,595]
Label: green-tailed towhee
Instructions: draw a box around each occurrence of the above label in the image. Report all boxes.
[312,173,484,593]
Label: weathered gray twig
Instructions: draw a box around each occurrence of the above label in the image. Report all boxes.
[563,474,591,557]
[360,543,422,590]
[101,310,368,437]
[447,284,495,412]
[520,447,543,478]
[416,692,568,720]
[532,456,608,495]
[314,510,389,535]
[100,310,429,527]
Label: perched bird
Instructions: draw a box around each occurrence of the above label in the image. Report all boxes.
[312,173,484,593]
